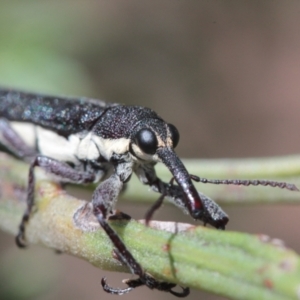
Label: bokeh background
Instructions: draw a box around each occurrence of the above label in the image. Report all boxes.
[1,1,300,299]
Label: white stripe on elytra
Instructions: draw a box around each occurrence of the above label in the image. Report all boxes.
[10,122,36,148]
[8,122,132,163]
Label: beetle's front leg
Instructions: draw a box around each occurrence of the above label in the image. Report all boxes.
[91,157,148,293]
[93,159,189,296]
[92,172,146,275]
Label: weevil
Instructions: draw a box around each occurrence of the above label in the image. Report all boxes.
[0,88,298,297]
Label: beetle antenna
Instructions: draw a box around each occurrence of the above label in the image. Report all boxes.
[190,175,298,192]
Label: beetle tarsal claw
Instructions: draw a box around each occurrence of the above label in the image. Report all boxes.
[102,274,190,298]
[15,232,27,248]
[101,277,134,295]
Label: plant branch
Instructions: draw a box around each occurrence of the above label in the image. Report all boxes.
[1,153,300,299]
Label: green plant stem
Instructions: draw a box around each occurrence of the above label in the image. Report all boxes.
[1,153,300,299]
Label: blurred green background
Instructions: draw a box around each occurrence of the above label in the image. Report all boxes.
[1,1,300,299]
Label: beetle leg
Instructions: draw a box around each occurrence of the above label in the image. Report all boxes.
[92,172,147,292]
[16,155,96,247]
[144,192,166,225]
[91,160,147,290]
[93,161,188,296]
[0,118,37,160]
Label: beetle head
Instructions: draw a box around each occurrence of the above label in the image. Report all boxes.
[130,119,228,229]
[130,119,179,161]
[130,120,206,220]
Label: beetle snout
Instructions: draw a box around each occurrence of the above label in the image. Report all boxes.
[156,147,204,215]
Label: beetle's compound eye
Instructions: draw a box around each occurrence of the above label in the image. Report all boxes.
[168,123,180,148]
[134,128,158,155]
